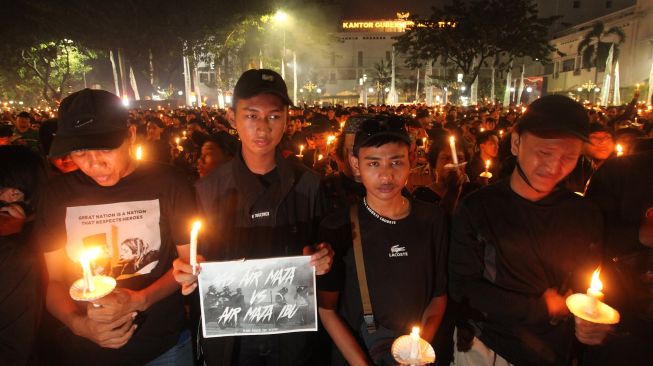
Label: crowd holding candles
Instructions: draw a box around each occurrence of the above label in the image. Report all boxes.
[1,67,653,366]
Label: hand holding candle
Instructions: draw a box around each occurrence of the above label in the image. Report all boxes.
[190,221,201,275]
[566,267,619,325]
[70,247,116,302]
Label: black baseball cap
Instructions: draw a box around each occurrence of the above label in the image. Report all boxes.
[516,95,590,142]
[50,89,128,157]
[353,115,411,155]
[233,69,293,106]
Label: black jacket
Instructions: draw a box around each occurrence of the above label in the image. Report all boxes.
[194,149,325,365]
[449,180,602,365]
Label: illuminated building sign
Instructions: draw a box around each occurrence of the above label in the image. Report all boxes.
[341,12,456,33]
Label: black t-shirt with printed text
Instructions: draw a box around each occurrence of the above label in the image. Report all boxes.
[318,199,448,333]
[36,162,198,366]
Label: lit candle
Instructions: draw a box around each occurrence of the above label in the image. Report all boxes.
[422,137,427,150]
[480,127,485,132]
[449,136,459,165]
[636,83,640,91]
[135,145,143,160]
[587,268,604,315]
[480,160,493,179]
[499,130,504,138]
[409,326,420,360]
[175,137,180,146]
[183,130,187,138]
[616,144,624,157]
[327,135,336,146]
[318,154,324,161]
[298,144,304,158]
[190,221,201,275]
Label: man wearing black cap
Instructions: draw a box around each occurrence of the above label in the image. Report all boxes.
[172,69,333,366]
[36,89,198,365]
[318,115,448,365]
[449,95,610,365]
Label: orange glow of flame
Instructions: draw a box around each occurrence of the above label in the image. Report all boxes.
[616,144,624,156]
[590,268,603,293]
[327,135,336,145]
[485,160,491,170]
[80,247,102,262]
[135,145,143,160]
[410,326,420,339]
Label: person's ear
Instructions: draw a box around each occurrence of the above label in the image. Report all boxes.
[128,125,137,145]
[511,131,521,156]
[349,155,361,177]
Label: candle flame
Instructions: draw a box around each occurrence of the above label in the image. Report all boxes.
[135,145,143,160]
[191,220,202,233]
[449,136,455,145]
[175,137,180,145]
[411,326,420,336]
[590,268,603,293]
[318,154,324,161]
[327,135,336,145]
[616,144,624,156]
[485,160,491,170]
[80,247,102,262]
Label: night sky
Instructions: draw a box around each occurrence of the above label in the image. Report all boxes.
[341,0,443,19]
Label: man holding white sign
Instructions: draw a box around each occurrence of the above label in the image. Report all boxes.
[173,69,333,366]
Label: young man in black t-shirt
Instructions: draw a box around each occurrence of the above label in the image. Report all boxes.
[37,89,198,365]
[449,96,610,366]
[318,115,448,365]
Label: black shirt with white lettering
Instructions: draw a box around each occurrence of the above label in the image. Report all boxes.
[318,199,448,333]
[36,162,198,365]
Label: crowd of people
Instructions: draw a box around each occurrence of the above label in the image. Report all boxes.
[1,68,652,366]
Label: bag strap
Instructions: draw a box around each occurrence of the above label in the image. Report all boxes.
[350,204,377,333]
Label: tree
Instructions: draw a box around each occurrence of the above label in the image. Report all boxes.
[577,21,626,84]
[20,40,94,105]
[371,60,392,104]
[394,0,557,91]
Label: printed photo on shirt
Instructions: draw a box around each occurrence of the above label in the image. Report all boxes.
[65,199,161,280]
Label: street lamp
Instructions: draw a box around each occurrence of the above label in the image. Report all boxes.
[526,86,533,93]
[274,10,290,79]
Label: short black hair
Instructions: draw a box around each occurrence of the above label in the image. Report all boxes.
[355,134,410,157]
[353,115,411,157]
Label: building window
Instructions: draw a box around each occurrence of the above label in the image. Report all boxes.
[199,72,208,83]
[606,1,612,8]
[573,1,580,8]
[562,58,575,72]
[329,72,336,84]
[358,51,363,67]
